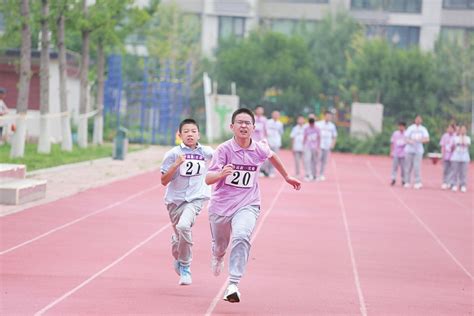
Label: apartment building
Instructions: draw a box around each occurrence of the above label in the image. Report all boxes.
[164,0,473,55]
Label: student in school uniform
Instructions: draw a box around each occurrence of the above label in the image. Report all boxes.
[290,115,306,178]
[390,121,407,186]
[439,124,456,189]
[450,125,471,193]
[404,115,430,189]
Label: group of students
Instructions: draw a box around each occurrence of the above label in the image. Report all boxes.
[160,108,301,303]
[390,115,471,192]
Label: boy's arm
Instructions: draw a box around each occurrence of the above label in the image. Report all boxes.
[268,154,301,190]
[205,164,234,185]
[161,155,185,186]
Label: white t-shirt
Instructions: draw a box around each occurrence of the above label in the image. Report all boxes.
[404,124,429,154]
[290,124,305,152]
[266,119,284,148]
[316,120,337,150]
[450,135,471,162]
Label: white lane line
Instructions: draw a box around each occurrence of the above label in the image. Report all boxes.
[332,159,368,316]
[0,184,161,256]
[34,223,171,315]
[204,183,286,316]
[366,161,473,280]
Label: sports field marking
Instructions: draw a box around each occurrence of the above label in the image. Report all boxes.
[0,184,161,256]
[204,182,286,316]
[332,159,368,316]
[440,189,472,211]
[33,223,172,315]
[366,161,473,280]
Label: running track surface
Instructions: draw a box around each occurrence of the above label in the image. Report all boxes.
[1,151,472,315]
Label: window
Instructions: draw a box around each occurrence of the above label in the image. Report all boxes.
[365,24,420,48]
[443,0,474,9]
[271,19,297,35]
[219,16,246,41]
[389,0,422,13]
[441,27,474,46]
[352,0,422,12]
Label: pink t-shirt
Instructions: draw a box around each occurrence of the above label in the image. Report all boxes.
[304,125,320,150]
[391,130,406,158]
[253,116,267,142]
[439,132,455,161]
[207,138,273,216]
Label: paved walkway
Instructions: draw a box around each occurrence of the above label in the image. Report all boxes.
[0,146,171,217]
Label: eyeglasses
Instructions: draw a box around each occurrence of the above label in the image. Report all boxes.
[234,120,253,126]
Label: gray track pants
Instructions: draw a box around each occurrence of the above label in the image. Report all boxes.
[304,148,318,179]
[452,161,468,187]
[209,205,260,284]
[391,156,405,181]
[442,160,454,185]
[293,151,303,176]
[404,153,422,184]
[319,149,330,177]
[167,200,203,267]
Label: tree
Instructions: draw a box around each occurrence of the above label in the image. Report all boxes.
[38,0,51,154]
[10,0,32,158]
[213,31,321,114]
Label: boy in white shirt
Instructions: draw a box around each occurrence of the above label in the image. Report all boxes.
[290,116,306,178]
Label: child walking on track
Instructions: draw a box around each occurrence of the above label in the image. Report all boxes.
[160,119,214,285]
[205,108,301,303]
[390,121,406,186]
[450,125,470,193]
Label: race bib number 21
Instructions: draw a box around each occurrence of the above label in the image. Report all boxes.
[225,164,257,188]
[179,154,205,177]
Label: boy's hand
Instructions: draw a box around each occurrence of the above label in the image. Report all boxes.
[175,154,186,166]
[285,176,301,190]
[220,164,234,178]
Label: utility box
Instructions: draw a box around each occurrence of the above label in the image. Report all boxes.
[113,127,128,160]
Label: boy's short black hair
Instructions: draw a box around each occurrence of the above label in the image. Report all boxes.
[324,110,332,115]
[398,121,406,127]
[179,118,199,133]
[0,88,6,94]
[309,118,315,124]
[255,104,263,110]
[232,108,255,124]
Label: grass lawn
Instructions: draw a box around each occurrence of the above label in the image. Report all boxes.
[0,142,146,171]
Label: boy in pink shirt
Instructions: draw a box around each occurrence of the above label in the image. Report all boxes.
[205,108,301,303]
[390,121,406,186]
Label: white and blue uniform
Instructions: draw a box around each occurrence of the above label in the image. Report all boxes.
[316,120,337,177]
[450,135,471,188]
[404,124,429,185]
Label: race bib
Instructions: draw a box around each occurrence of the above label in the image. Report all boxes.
[179,154,205,177]
[412,133,422,141]
[225,164,257,189]
[321,129,331,138]
[396,139,405,146]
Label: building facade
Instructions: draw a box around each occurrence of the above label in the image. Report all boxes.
[164,0,473,55]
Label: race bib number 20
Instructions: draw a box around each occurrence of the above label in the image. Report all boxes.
[225,164,258,188]
[179,154,205,177]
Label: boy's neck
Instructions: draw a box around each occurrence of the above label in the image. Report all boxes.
[234,136,251,148]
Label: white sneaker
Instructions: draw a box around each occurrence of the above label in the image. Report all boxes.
[452,186,458,192]
[414,183,423,189]
[304,175,312,182]
[460,186,467,193]
[223,283,241,303]
[211,256,224,276]
[404,183,411,189]
[178,265,192,285]
[319,175,326,181]
[441,183,449,190]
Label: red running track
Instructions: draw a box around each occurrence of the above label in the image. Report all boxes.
[1,151,472,315]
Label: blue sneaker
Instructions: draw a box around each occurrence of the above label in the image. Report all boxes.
[173,260,180,276]
[179,265,192,285]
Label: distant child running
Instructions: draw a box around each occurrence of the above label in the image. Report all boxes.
[390,121,406,186]
[205,108,301,303]
[160,118,214,285]
[450,125,470,193]
[303,117,320,181]
[439,124,456,189]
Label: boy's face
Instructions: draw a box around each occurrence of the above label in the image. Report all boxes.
[231,113,254,139]
[415,116,422,125]
[255,107,264,116]
[399,124,405,131]
[447,126,454,134]
[297,116,305,125]
[179,123,200,147]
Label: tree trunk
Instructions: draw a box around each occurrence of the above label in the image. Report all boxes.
[38,0,51,154]
[58,11,73,151]
[93,39,104,145]
[11,0,31,158]
[78,0,89,148]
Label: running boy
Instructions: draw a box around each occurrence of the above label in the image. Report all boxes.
[450,125,470,193]
[439,124,456,189]
[404,115,430,189]
[205,108,301,303]
[160,118,214,285]
[290,115,306,178]
[390,121,406,186]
